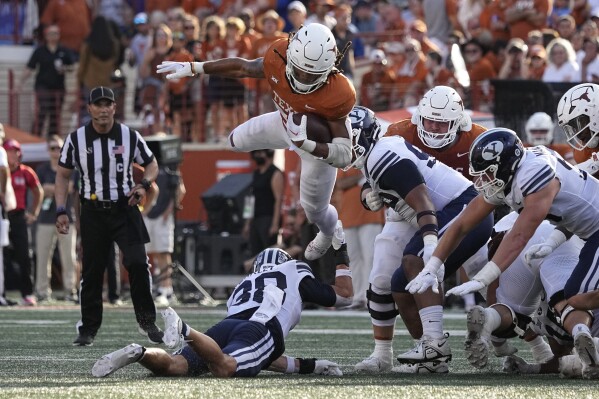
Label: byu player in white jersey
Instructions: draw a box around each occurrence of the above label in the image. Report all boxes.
[91,242,353,378]
[346,106,493,372]
[463,212,582,370]
[411,128,599,378]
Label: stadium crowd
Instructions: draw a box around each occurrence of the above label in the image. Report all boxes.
[5,0,599,380]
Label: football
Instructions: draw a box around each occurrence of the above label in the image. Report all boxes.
[292,112,333,143]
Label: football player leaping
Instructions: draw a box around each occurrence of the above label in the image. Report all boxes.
[412,128,599,379]
[157,23,356,260]
[347,105,493,373]
[92,232,352,379]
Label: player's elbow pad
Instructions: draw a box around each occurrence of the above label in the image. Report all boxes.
[325,137,352,168]
[334,294,353,307]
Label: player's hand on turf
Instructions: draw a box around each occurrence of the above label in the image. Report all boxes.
[445,279,485,297]
[156,61,193,80]
[314,359,343,376]
[287,112,307,142]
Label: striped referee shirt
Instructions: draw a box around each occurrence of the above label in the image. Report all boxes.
[58,122,154,201]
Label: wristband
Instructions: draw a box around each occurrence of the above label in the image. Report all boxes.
[417,210,437,221]
[141,178,152,191]
[472,261,502,286]
[334,243,350,266]
[285,356,297,373]
[299,139,316,152]
[56,205,67,218]
[190,61,204,76]
[335,268,352,278]
[298,358,316,374]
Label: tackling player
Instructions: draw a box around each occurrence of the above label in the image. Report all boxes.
[353,87,489,373]
[92,235,353,379]
[412,128,599,379]
[157,23,356,261]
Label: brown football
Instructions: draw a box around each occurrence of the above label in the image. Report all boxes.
[292,113,333,143]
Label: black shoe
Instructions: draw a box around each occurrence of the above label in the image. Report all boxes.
[0,296,16,306]
[139,324,164,344]
[73,333,94,346]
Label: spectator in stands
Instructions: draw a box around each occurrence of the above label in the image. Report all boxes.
[580,37,599,82]
[218,17,252,139]
[139,24,173,135]
[458,0,486,37]
[77,16,122,124]
[242,149,284,259]
[498,38,529,79]
[359,49,396,112]
[582,19,599,42]
[390,38,428,108]
[129,13,151,69]
[352,0,382,51]
[166,7,186,33]
[40,0,91,57]
[199,16,226,143]
[164,31,194,140]
[251,11,287,115]
[334,168,383,309]
[462,38,496,111]
[0,124,15,307]
[35,135,78,303]
[526,44,548,80]
[479,0,510,43]
[542,37,580,82]
[4,139,43,306]
[555,15,576,42]
[549,0,575,29]
[527,29,544,47]
[286,1,307,32]
[425,50,459,89]
[504,0,551,40]
[306,0,337,30]
[146,0,179,13]
[420,0,462,54]
[239,8,261,43]
[92,0,130,30]
[149,10,168,29]
[17,25,75,137]
[409,20,441,58]
[378,2,406,41]
[332,4,358,80]
[183,14,201,54]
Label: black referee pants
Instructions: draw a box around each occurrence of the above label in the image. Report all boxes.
[78,203,155,336]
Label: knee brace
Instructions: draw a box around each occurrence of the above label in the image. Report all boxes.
[367,284,399,326]
[490,303,531,339]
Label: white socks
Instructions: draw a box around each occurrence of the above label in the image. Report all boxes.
[420,305,444,339]
[483,307,502,337]
[373,339,393,358]
[572,323,592,339]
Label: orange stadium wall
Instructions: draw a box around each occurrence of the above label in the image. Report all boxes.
[178,147,300,223]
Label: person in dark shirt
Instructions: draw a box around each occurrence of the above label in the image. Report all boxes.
[16,25,74,136]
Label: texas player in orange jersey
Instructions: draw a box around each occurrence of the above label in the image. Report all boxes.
[523,112,574,163]
[157,23,356,261]
[355,86,490,373]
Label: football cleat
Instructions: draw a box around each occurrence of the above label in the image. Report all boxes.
[559,354,583,379]
[501,355,541,374]
[492,339,518,357]
[137,324,164,345]
[354,353,393,373]
[396,333,452,364]
[304,231,333,260]
[162,307,184,350]
[92,344,144,377]
[464,305,490,369]
[391,360,449,374]
[574,332,599,379]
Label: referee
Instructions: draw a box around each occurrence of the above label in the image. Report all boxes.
[55,86,161,346]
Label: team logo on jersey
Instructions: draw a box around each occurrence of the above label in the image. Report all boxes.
[305,104,316,111]
[271,75,278,84]
[482,141,504,160]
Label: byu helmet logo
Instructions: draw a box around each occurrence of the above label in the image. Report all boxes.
[482,141,503,160]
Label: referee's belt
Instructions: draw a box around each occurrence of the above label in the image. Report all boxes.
[80,197,128,211]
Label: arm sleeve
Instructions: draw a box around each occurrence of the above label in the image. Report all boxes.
[58,135,75,169]
[134,130,155,166]
[378,159,425,198]
[298,277,337,307]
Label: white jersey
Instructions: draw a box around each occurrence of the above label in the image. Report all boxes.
[364,136,472,213]
[490,146,599,240]
[226,260,314,338]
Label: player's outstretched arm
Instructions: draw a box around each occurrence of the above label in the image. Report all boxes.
[268,355,342,376]
[157,58,265,80]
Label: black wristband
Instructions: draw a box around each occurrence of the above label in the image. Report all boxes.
[334,243,350,266]
[141,178,152,191]
[417,210,437,221]
[420,224,439,235]
[298,358,316,374]
[56,205,67,218]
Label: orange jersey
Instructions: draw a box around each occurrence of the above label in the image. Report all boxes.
[262,39,356,122]
[524,142,574,162]
[386,119,488,181]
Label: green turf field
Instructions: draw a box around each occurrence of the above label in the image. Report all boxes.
[0,305,596,399]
